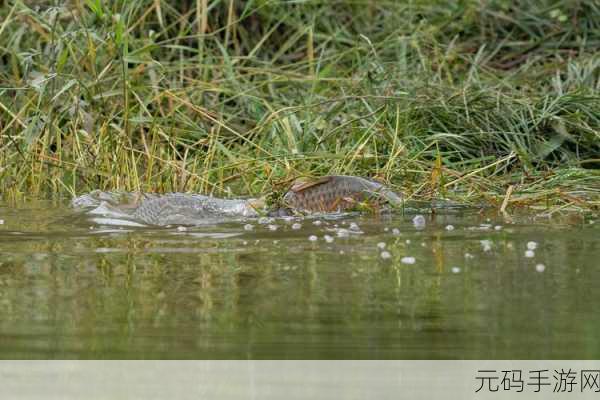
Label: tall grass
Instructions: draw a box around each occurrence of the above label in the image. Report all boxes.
[0,0,598,211]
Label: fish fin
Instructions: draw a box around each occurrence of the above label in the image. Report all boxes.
[289,176,333,192]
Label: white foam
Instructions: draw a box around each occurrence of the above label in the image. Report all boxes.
[480,240,492,252]
[412,215,426,229]
[535,263,545,272]
[525,250,535,258]
[257,217,272,225]
[336,229,349,237]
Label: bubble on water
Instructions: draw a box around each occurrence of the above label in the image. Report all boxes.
[421,242,426,247]
[0,219,4,225]
[535,263,545,272]
[451,266,461,274]
[527,241,538,250]
[177,226,187,232]
[377,242,386,250]
[313,220,322,226]
[291,223,302,230]
[525,250,535,258]
[445,225,455,231]
[401,256,416,265]
[380,251,392,260]
[384,227,389,232]
[244,224,254,231]
[412,215,426,229]
[464,253,474,259]
[308,235,318,242]
[339,250,345,255]
[242,241,248,245]
[273,240,279,244]
[324,235,334,243]
[267,224,278,231]
[480,240,492,252]
[336,228,350,238]
[349,222,360,231]
[392,228,400,235]
[405,239,411,244]
[494,225,502,231]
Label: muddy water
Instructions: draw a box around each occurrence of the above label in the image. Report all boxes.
[0,201,598,359]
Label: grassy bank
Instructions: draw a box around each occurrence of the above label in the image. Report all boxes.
[0,0,598,212]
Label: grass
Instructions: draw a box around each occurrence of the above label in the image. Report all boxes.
[0,0,598,213]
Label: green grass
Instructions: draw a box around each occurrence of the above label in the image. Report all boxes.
[0,0,598,212]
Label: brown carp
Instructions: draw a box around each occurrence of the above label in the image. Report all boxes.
[281,175,402,213]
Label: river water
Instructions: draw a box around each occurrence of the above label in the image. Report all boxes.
[0,201,598,359]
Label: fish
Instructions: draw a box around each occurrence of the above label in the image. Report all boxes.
[130,193,263,225]
[71,176,403,226]
[281,175,402,213]
[72,191,264,226]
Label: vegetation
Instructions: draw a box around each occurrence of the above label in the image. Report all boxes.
[0,0,598,212]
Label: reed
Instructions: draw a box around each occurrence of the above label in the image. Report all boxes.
[0,0,598,212]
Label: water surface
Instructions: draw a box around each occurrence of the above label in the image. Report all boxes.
[0,201,598,359]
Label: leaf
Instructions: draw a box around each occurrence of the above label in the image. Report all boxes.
[23,115,45,148]
[56,46,70,73]
[430,147,443,191]
[84,0,104,19]
[51,79,77,102]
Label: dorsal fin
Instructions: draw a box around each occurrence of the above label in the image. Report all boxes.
[290,176,333,192]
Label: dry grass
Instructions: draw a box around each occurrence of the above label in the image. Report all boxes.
[0,0,598,213]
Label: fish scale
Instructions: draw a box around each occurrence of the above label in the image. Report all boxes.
[282,175,402,213]
[72,176,403,226]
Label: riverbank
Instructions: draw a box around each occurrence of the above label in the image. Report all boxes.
[0,1,598,212]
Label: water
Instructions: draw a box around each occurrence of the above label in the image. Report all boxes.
[0,201,599,359]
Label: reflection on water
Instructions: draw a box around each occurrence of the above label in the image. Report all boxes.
[0,201,598,359]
